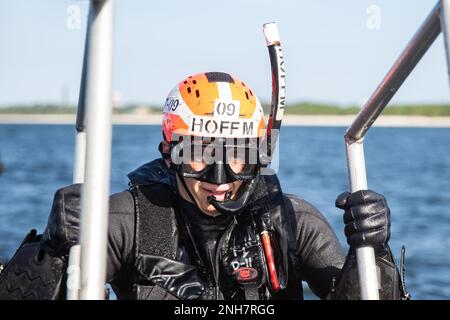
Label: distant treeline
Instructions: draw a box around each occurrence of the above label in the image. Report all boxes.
[1,103,450,116]
[255,103,450,116]
[0,105,78,114]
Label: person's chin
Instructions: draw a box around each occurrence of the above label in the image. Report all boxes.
[206,207,220,216]
[199,199,221,216]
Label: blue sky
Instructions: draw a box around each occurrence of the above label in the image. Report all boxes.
[0,0,448,107]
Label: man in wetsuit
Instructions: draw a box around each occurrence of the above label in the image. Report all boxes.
[0,72,409,300]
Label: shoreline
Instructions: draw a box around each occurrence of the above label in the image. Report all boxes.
[1,114,450,127]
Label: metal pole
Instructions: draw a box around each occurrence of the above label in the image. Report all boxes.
[73,132,87,184]
[73,5,90,185]
[347,2,441,140]
[344,2,442,300]
[79,0,115,300]
[345,139,380,300]
[441,0,450,83]
[72,7,90,184]
[66,1,92,300]
[66,245,81,299]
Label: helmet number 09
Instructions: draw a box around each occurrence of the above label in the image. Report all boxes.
[214,99,240,119]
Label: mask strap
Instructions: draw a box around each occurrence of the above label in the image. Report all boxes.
[176,170,201,207]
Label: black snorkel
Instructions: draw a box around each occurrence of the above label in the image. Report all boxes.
[208,22,286,216]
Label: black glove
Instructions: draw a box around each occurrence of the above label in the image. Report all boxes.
[335,189,391,250]
[41,184,82,256]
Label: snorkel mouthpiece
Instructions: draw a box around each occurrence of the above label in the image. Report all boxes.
[206,191,231,205]
[207,175,259,215]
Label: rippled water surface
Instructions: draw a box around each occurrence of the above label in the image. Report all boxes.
[0,125,449,299]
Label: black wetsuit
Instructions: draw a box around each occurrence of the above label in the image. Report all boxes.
[0,158,405,300]
[102,159,346,299]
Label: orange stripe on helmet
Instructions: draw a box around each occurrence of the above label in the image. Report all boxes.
[163,72,266,141]
[258,117,266,138]
[162,113,188,142]
[179,73,219,117]
[229,76,258,120]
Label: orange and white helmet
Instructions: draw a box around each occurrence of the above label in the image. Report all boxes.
[162,72,265,143]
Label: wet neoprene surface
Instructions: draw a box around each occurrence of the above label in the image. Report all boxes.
[104,188,346,299]
[177,198,233,278]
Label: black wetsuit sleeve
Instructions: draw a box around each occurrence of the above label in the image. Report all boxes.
[106,190,136,299]
[284,195,346,299]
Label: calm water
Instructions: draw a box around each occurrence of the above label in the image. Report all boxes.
[0,124,449,299]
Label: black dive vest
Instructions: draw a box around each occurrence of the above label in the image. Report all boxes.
[130,175,301,300]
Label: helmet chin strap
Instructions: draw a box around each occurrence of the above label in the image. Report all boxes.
[207,174,260,216]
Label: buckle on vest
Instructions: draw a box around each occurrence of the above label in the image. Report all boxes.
[234,267,258,283]
[234,267,259,300]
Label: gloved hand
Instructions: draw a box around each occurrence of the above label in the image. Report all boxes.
[41,184,82,256]
[335,190,391,250]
